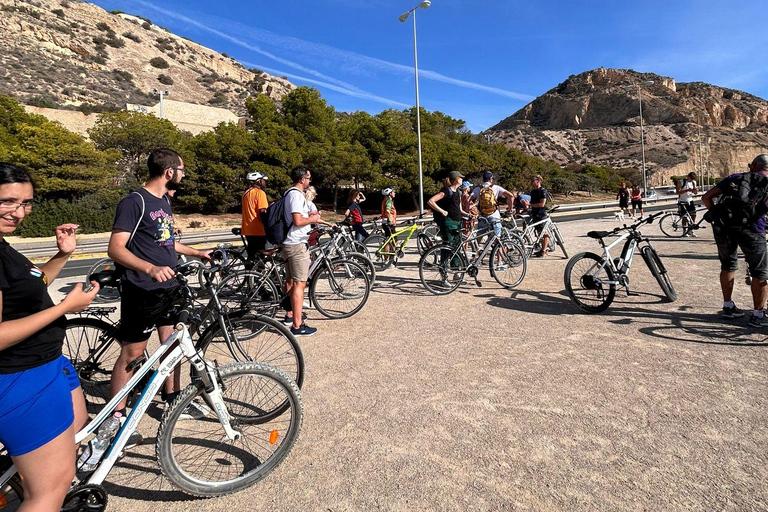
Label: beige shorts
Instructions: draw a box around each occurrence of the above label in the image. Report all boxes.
[280,243,310,282]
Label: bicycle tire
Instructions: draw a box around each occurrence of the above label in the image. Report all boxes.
[659,213,686,238]
[416,232,435,256]
[337,252,376,288]
[350,240,371,259]
[640,245,678,301]
[564,252,617,313]
[196,312,305,389]
[309,259,370,319]
[489,241,527,289]
[552,224,569,259]
[156,362,302,497]
[85,257,121,304]
[422,223,440,240]
[418,244,467,295]
[63,317,121,408]
[363,234,393,272]
[215,270,281,318]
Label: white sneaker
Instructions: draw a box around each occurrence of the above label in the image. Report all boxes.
[495,264,508,271]
[178,400,211,421]
[690,232,698,237]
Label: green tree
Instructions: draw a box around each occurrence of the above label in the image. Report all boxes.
[282,87,336,143]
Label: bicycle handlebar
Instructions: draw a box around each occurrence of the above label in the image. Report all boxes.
[608,211,665,236]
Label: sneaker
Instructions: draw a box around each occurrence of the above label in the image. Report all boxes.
[682,233,691,238]
[179,401,211,421]
[495,264,509,271]
[721,305,745,319]
[747,314,768,328]
[282,312,307,326]
[531,251,544,258]
[290,323,317,337]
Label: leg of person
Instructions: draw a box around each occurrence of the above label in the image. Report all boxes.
[282,243,313,334]
[740,229,768,326]
[244,235,258,262]
[63,358,89,431]
[713,224,743,318]
[688,203,698,236]
[14,427,76,512]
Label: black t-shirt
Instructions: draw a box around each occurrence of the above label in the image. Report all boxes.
[618,188,629,201]
[435,187,462,222]
[0,240,66,373]
[113,189,177,290]
[530,187,549,219]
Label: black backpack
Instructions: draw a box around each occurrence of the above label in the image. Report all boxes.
[715,173,768,228]
[264,187,300,245]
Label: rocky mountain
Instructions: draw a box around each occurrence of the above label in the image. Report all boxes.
[0,0,293,115]
[487,68,768,186]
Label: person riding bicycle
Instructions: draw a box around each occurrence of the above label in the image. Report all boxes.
[676,172,699,237]
[344,189,369,242]
[0,163,100,512]
[528,174,550,257]
[702,154,768,327]
[242,171,270,260]
[471,171,514,237]
[107,149,212,434]
[381,187,397,241]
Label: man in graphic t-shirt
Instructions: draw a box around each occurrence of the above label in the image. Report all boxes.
[107,148,211,433]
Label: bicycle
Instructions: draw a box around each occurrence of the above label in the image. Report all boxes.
[0,264,303,509]
[505,206,569,258]
[63,261,305,411]
[658,205,708,238]
[418,222,527,294]
[564,212,677,313]
[363,218,436,272]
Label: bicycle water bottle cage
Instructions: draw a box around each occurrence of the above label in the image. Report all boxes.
[126,354,147,372]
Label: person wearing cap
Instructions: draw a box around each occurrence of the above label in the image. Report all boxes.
[459,181,477,236]
[617,182,630,217]
[702,154,768,327]
[242,171,269,260]
[471,171,515,237]
[428,171,468,260]
[676,172,699,237]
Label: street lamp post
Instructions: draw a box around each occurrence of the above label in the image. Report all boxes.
[151,88,170,118]
[624,81,654,195]
[399,1,431,215]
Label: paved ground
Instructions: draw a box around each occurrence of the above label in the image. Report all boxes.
[48,213,768,511]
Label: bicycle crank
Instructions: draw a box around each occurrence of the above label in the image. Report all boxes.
[61,484,108,512]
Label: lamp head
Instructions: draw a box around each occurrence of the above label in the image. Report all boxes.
[398,12,410,22]
[164,90,170,96]
[152,88,159,95]
[418,0,431,8]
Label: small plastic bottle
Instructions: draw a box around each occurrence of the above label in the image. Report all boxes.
[78,412,122,472]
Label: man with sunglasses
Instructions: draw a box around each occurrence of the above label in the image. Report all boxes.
[107,148,212,434]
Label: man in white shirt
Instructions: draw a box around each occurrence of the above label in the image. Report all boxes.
[676,172,699,237]
[471,171,515,236]
[280,166,320,336]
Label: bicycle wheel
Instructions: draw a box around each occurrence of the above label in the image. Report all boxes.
[422,223,440,240]
[63,317,120,407]
[197,312,304,388]
[416,232,435,256]
[216,271,281,318]
[489,240,527,289]
[659,213,686,238]
[350,240,371,259]
[86,258,121,303]
[309,259,370,319]
[363,234,393,272]
[156,362,302,497]
[551,224,569,258]
[339,252,376,288]
[563,252,617,313]
[418,244,467,295]
[640,245,678,301]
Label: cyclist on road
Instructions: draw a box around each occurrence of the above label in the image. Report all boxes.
[344,189,368,242]
[471,171,514,237]
[107,149,212,433]
[0,163,100,512]
[241,171,269,260]
[677,172,699,237]
[528,174,550,257]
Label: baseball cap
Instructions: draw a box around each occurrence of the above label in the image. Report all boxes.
[461,181,472,189]
[448,171,464,180]
[621,182,625,186]
[483,171,494,181]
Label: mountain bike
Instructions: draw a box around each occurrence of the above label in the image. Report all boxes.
[418,222,527,294]
[363,218,436,271]
[0,265,303,510]
[658,205,708,238]
[505,206,569,258]
[63,261,304,411]
[564,212,677,313]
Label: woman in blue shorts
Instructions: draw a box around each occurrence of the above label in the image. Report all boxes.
[0,163,99,511]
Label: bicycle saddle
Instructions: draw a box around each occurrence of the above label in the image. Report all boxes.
[586,231,610,239]
[88,269,120,288]
[231,227,242,236]
[258,248,279,257]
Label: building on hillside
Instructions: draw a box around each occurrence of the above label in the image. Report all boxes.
[22,106,99,138]
[125,99,245,134]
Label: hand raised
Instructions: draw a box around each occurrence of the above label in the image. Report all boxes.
[55,224,79,255]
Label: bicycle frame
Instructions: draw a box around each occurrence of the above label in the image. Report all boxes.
[375,223,419,256]
[591,231,636,286]
[0,322,239,491]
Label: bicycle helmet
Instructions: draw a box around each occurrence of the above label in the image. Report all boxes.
[246,171,267,182]
[381,187,394,196]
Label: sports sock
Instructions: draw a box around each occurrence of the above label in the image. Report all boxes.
[723,301,735,308]
[755,310,765,318]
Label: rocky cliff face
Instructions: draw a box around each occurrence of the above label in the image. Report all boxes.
[0,0,294,115]
[488,68,768,186]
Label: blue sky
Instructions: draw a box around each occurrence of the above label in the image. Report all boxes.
[92,0,767,133]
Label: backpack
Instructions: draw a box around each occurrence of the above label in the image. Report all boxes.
[714,173,768,228]
[478,186,497,215]
[265,187,300,245]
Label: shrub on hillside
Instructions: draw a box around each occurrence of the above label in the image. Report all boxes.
[96,22,111,32]
[149,57,169,69]
[52,8,65,18]
[105,36,125,48]
[123,31,140,43]
[157,74,174,85]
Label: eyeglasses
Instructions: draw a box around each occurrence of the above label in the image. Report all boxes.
[172,166,186,175]
[0,200,33,213]
[303,175,312,181]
